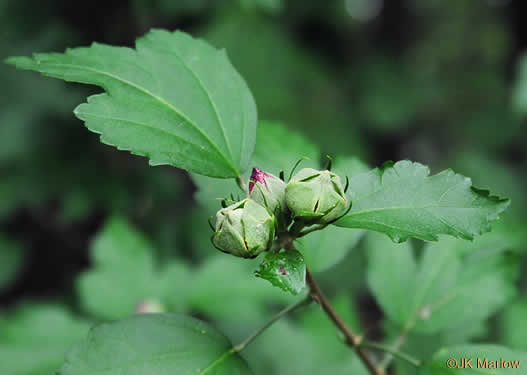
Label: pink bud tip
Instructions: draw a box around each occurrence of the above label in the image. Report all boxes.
[249,167,270,193]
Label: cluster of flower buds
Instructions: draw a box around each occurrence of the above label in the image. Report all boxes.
[211,166,349,258]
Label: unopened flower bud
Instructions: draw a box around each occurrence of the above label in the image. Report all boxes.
[212,198,276,258]
[285,168,348,224]
[249,167,288,223]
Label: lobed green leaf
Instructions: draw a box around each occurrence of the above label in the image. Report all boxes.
[336,160,509,243]
[6,29,257,178]
[367,233,518,336]
[77,215,169,320]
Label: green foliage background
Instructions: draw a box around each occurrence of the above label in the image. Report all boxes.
[1,0,527,374]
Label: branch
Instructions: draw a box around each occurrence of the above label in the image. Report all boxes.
[306,268,384,375]
[233,296,312,352]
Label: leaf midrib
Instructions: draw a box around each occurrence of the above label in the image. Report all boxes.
[145,44,235,164]
[199,348,237,375]
[342,208,478,240]
[42,61,239,176]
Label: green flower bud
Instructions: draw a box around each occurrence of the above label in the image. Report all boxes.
[249,168,289,226]
[285,168,348,224]
[212,198,276,258]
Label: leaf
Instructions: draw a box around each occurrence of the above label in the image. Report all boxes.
[0,234,25,291]
[59,314,252,375]
[336,160,510,243]
[156,262,194,312]
[367,233,518,336]
[502,298,527,351]
[77,215,159,319]
[255,250,306,295]
[0,303,91,375]
[420,345,527,374]
[6,29,257,178]
[77,215,193,320]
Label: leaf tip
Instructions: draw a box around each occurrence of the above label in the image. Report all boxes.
[3,56,17,66]
[471,186,511,214]
[4,55,34,69]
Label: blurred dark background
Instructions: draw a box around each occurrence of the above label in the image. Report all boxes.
[1,0,526,328]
